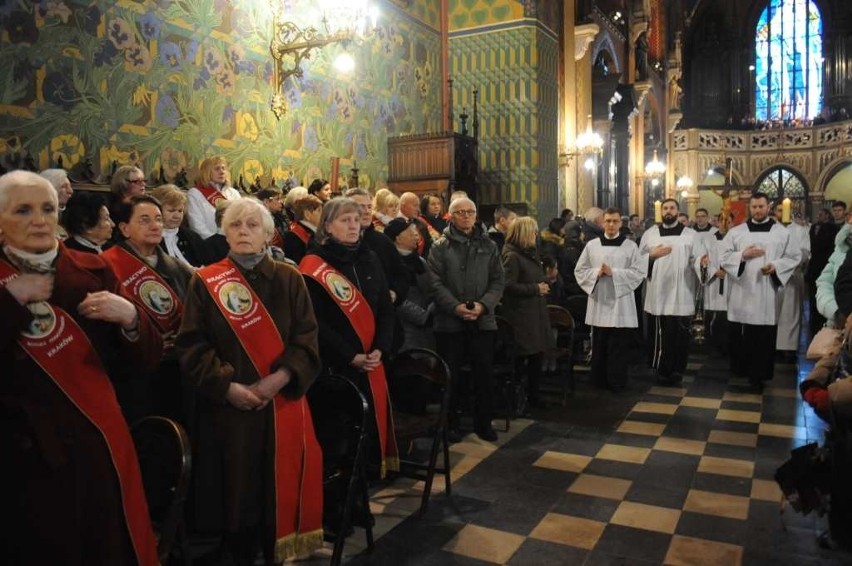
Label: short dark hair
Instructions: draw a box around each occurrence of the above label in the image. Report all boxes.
[629,214,639,221]
[833,201,848,210]
[547,217,566,234]
[255,187,282,201]
[678,212,689,219]
[603,207,622,217]
[112,194,162,226]
[307,178,329,195]
[661,198,679,209]
[750,192,770,203]
[541,255,557,270]
[494,206,513,223]
[696,208,709,215]
[560,208,573,219]
[64,191,107,236]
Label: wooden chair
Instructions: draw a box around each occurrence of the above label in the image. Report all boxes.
[387,348,453,515]
[130,416,192,566]
[547,304,576,403]
[565,295,591,363]
[307,374,373,566]
[494,315,521,431]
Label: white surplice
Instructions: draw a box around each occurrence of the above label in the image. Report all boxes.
[575,236,647,328]
[720,219,802,326]
[638,224,700,316]
[693,227,730,312]
[775,222,811,349]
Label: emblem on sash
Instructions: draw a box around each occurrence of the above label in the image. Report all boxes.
[23,301,57,339]
[324,272,353,303]
[140,280,175,315]
[219,281,253,315]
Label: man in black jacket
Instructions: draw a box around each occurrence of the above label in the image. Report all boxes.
[808,208,838,337]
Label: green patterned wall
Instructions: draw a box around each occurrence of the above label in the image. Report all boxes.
[0,0,442,190]
[450,22,559,220]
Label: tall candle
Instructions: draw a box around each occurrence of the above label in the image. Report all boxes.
[654,200,662,224]
[781,197,791,224]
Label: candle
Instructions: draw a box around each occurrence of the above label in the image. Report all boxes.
[781,197,791,224]
[654,200,662,224]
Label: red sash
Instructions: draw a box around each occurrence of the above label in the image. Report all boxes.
[198,259,323,560]
[0,260,158,566]
[418,215,442,241]
[270,228,285,249]
[102,245,183,335]
[299,254,399,477]
[196,184,227,207]
[288,222,311,245]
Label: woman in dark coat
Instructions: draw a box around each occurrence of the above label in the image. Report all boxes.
[176,198,322,565]
[299,197,397,479]
[63,191,116,254]
[150,184,207,267]
[500,216,553,407]
[103,195,193,423]
[0,171,161,565]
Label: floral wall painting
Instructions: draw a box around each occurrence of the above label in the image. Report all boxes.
[0,0,442,190]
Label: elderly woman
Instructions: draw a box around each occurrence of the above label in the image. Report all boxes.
[0,171,161,564]
[40,168,73,237]
[300,198,398,478]
[62,190,115,254]
[372,188,399,232]
[176,197,322,565]
[187,156,242,239]
[150,184,206,267]
[103,194,194,422]
[500,216,552,409]
[283,194,322,264]
[283,186,307,223]
[307,178,332,203]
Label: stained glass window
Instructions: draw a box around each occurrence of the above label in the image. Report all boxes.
[754,0,823,121]
[756,167,807,203]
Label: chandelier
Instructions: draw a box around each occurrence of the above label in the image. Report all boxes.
[575,116,604,171]
[676,175,694,197]
[644,149,666,186]
[270,0,379,119]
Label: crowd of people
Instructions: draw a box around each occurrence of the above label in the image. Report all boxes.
[1,159,846,564]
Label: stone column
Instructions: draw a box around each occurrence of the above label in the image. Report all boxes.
[560,4,578,212]
[574,23,599,214]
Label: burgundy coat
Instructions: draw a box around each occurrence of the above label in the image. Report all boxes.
[0,244,163,564]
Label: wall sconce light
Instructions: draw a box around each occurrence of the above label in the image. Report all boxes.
[644,149,666,187]
[677,175,694,198]
[270,0,379,119]
[575,115,604,171]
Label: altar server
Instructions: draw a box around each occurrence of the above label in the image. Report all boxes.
[638,198,702,385]
[721,193,801,391]
[575,208,647,390]
[692,208,729,356]
[773,202,810,358]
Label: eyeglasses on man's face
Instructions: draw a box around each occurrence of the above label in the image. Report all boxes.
[453,209,476,217]
[128,179,146,185]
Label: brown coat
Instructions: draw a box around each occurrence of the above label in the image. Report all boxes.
[0,244,163,564]
[175,255,320,533]
[500,243,553,356]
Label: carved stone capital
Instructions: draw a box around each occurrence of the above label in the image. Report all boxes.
[574,24,600,61]
[634,80,653,109]
[667,111,683,133]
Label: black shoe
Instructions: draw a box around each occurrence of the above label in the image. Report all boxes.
[474,425,498,442]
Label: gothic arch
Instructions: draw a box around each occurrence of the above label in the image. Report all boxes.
[592,33,622,76]
[815,155,852,193]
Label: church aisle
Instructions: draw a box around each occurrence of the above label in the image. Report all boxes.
[337,352,852,565]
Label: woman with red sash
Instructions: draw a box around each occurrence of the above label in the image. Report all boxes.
[102,194,193,423]
[186,156,242,240]
[0,171,161,565]
[283,194,322,264]
[176,197,323,565]
[299,198,399,479]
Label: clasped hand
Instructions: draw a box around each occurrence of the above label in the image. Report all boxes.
[455,302,483,321]
[649,244,672,259]
[351,349,382,372]
[598,263,612,278]
[225,368,291,411]
[742,245,766,260]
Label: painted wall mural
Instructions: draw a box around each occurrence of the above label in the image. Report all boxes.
[0,0,442,190]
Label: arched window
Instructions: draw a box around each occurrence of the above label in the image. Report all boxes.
[755,166,808,215]
[754,0,823,121]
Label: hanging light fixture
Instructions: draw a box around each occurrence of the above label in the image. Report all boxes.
[644,149,666,187]
[269,0,379,119]
[575,115,604,172]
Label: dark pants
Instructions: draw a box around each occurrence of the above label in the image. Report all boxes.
[707,310,730,357]
[591,327,634,388]
[515,353,543,401]
[730,322,777,384]
[649,315,691,379]
[436,330,495,430]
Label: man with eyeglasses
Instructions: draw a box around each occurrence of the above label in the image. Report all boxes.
[428,197,505,442]
[255,187,288,249]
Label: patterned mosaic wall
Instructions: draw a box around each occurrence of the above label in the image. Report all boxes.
[447,0,559,34]
[0,0,442,189]
[450,22,559,220]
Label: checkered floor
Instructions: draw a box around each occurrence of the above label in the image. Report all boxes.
[310,351,852,565]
